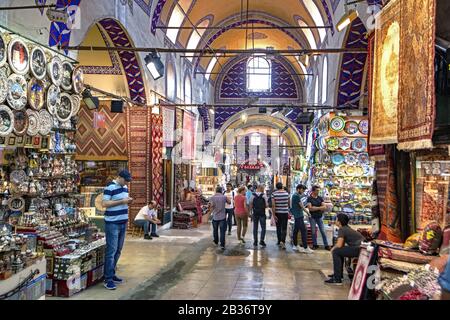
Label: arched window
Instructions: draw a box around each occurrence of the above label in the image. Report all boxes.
[166,62,176,101]
[247,56,271,92]
[322,56,328,104]
[166,0,193,44]
[303,0,326,42]
[297,19,317,50]
[184,75,192,105]
[314,76,319,104]
[186,20,210,62]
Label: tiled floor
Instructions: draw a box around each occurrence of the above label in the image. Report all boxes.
[49,223,351,300]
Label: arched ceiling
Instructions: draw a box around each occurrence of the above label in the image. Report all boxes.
[159,0,331,78]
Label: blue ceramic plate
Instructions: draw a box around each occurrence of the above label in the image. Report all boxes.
[331,152,345,165]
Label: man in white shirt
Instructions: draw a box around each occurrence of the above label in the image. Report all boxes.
[224,183,236,236]
[134,200,161,240]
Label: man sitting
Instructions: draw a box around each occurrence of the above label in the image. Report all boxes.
[134,201,161,240]
[325,213,365,285]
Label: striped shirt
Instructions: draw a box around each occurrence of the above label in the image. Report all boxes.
[272,190,290,215]
[103,180,129,224]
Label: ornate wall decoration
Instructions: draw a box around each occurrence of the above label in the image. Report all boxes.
[151,0,168,34]
[134,0,154,16]
[151,114,164,206]
[370,0,400,144]
[397,0,436,150]
[48,0,82,54]
[162,106,175,147]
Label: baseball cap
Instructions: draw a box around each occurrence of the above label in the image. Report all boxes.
[118,169,132,182]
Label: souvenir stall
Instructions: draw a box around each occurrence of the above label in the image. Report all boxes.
[196,168,220,197]
[0,27,105,299]
[291,153,308,194]
[311,113,375,226]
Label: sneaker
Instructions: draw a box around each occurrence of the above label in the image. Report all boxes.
[292,245,299,251]
[259,241,266,247]
[144,234,152,240]
[112,276,123,284]
[220,246,226,250]
[280,242,286,250]
[312,245,319,250]
[327,274,343,280]
[104,281,117,290]
[298,247,307,253]
[305,247,314,254]
[228,231,232,236]
[325,246,332,251]
[277,241,281,246]
[241,238,246,244]
[324,278,343,286]
[151,233,160,238]
[253,242,258,247]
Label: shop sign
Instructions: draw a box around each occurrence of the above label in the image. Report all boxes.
[239,161,264,170]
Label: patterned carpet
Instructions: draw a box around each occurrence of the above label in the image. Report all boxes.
[151,114,164,207]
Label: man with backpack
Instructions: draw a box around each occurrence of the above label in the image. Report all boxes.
[249,184,269,248]
[224,183,236,236]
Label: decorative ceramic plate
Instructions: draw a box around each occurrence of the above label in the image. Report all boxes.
[7,74,27,110]
[357,153,370,165]
[10,170,27,185]
[0,72,7,104]
[314,150,330,164]
[331,152,345,165]
[326,137,339,151]
[46,84,61,115]
[8,38,29,75]
[344,121,359,135]
[358,120,369,135]
[13,110,28,136]
[61,61,73,91]
[26,109,40,136]
[72,66,84,94]
[48,56,63,86]
[28,78,45,110]
[339,137,351,151]
[330,116,345,132]
[351,138,367,152]
[318,118,329,135]
[0,105,14,137]
[346,166,356,176]
[0,32,7,67]
[7,196,25,212]
[30,47,47,80]
[315,137,327,150]
[57,93,73,122]
[71,94,81,115]
[345,152,358,165]
[38,109,53,136]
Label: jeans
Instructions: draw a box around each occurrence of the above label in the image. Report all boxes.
[276,213,289,243]
[104,222,127,281]
[134,220,156,235]
[310,216,329,247]
[332,246,361,280]
[439,256,450,293]
[212,219,227,247]
[236,215,248,240]
[252,214,266,243]
[226,208,235,232]
[293,217,308,248]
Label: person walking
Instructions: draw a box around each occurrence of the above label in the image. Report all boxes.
[234,187,249,245]
[224,183,236,236]
[307,186,331,250]
[245,185,253,205]
[272,182,290,250]
[102,170,133,290]
[209,186,230,250]
[291,184,314,254]
[249,184,268,248]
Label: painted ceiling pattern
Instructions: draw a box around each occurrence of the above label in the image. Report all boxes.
[48,0,82,54]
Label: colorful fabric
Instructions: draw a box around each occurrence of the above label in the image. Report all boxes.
[103,180,129,224]
[162,106,175,147]
[126,107,151,221]
[416,181,448,231]
[419,222,443,255]
[397,0,436,150]
[182,112,195,160]
[379,258,421,273]
[378,247,435,264]
[370,0,400,145]
[76,102,127,161]
[151,114,164,207]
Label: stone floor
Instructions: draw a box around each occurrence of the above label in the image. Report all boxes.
[49,222,351,300]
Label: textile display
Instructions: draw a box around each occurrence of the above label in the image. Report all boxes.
[397,0,436,150]
[377,146,402,242]
[126,107,152,221]
[182,111,195,160]
[370,0,400,145]
[162,106,175,147]
[377,247,434,264]
[416,181,448,230]
[379,258,422,273]
[174,109,184,205]
[76,102,127,161]
[151,114,164,207]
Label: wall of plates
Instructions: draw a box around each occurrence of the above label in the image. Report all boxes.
[310,113,375,225]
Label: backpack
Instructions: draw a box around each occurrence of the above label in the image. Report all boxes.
[252,193,266,216]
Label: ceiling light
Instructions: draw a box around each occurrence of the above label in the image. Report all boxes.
[337,9,359,32]
[271,107,282,116]
[282,108,294,118]
[145,50,165,80]
[82,89,99,110]
[241,113,248,123]
[209,108,215,115]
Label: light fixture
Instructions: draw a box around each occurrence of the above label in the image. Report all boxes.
[259,107,267,114]
[271,107,282,116]
[241,112,248,123]
[152,104,160,114]
[282,108,294,118]
[145,50,165,80]
[209,108,215,115]
[82,89,99,110]
[336,9,359,32]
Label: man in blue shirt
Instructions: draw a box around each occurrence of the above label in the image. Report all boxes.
[246,185,253,205]
[291,184,314,254]
[102,169,133,290]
